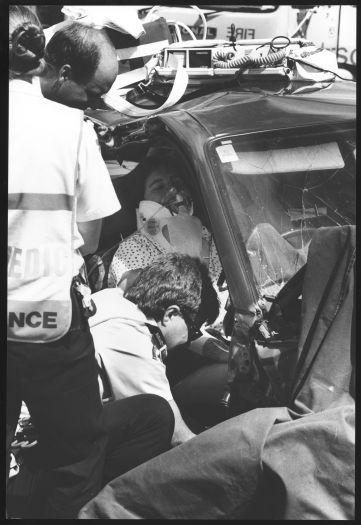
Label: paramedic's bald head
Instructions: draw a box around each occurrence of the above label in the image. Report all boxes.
[41,21,118,110]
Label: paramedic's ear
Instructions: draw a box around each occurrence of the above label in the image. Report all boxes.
[162,305,182,326]
[59,64,72,82]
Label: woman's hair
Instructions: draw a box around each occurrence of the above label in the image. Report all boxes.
[9,5,46,77]
[124,252,219,326]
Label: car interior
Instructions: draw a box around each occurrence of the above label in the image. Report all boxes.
[86,131,222,292]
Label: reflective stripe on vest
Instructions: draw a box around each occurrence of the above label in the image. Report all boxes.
[8,87,83,343]
[8,193,74,211]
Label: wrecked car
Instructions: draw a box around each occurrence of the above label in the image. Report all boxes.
[87,75,355,403]
[79,74,356,519]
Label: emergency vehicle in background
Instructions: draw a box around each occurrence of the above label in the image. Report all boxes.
[305,4,356,77]
[136,5,356,78]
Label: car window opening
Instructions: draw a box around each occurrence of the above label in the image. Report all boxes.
[86,137,230,339]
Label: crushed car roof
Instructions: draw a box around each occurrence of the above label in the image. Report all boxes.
[88,80,355,138]
[156,81,356,139]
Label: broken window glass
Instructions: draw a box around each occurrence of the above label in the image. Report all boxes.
[210,127,356,298]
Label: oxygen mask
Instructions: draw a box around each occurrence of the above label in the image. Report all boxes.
[162,186,193,216]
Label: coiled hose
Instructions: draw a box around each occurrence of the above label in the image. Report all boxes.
[213,48,287,69]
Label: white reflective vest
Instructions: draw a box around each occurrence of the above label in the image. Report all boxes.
[8,80,83,343]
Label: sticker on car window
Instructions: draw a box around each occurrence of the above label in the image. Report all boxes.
[216,143,238,163]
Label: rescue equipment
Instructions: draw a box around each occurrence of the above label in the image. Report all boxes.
[102,34,343,119]
[59,6,353,120]
[73,276,97,318]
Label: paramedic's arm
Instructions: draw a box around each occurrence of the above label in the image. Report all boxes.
[78,218,103,256]
[76,120,120,249]
[168,399,196,447]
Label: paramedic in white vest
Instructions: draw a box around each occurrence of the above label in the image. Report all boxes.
[8,15,177,519]
[7,7,149,519]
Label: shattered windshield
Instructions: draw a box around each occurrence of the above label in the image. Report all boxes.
[209,127,356,298]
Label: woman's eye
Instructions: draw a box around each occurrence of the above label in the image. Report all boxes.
[152,185,164,193]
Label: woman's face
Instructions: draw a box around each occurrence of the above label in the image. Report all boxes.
[144,168,192,214]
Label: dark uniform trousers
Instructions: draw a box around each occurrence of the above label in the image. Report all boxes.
[7,284,175,519]
[6,285,108,518]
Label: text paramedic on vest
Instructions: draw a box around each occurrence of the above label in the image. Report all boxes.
[8,7,174,519]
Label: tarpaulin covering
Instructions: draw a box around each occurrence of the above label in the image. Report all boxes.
[291,225,355,414]
[79,225,355,519]
[79,405,354,519]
